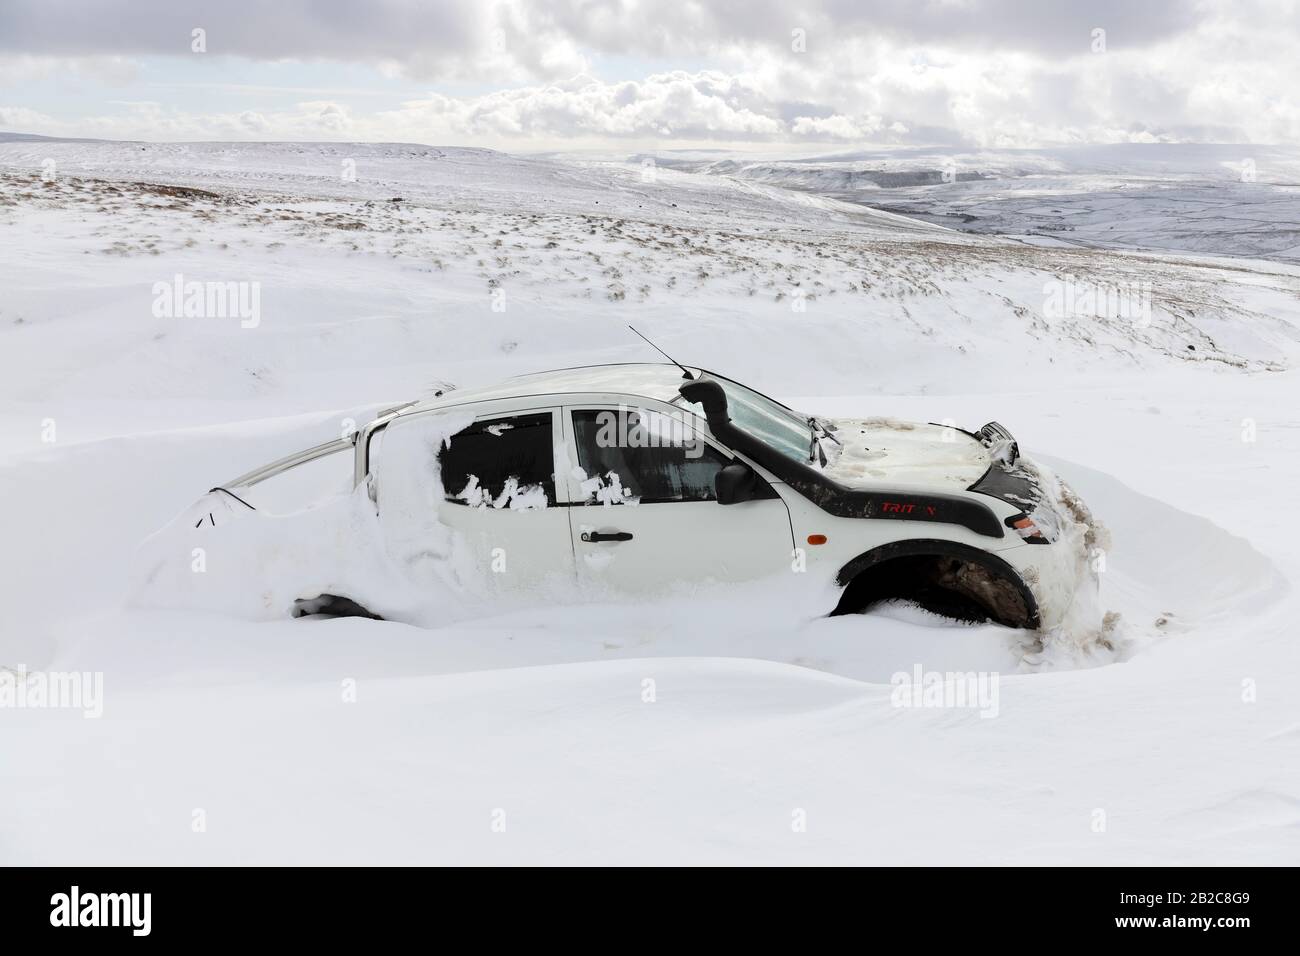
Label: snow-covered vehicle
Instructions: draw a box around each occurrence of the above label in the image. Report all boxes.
[209,363,1101,629]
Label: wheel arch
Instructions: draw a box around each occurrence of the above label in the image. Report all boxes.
[832,538,1040,629]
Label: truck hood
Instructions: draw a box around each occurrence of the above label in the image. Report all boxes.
[818,417,993,490]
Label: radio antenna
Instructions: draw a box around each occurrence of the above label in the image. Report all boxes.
[628,325,694,380]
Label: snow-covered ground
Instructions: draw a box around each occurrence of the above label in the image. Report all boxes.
[1,137,1298,864]
[668,143,1300,264]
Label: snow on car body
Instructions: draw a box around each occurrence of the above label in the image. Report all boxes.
[211,363,1102,631]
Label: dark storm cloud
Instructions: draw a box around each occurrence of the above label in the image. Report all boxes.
[0,0,1200,62]
[531,0,1203,57]
[0,0,481,59]
[817,0,1201,53]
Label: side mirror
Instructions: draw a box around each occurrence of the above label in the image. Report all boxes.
[716,462,759,505]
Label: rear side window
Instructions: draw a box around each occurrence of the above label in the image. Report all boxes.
[571,408,728,504]
[438,413,555,508]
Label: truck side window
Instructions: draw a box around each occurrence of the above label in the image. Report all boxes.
[571,409,729,503]
[439,413,556,507]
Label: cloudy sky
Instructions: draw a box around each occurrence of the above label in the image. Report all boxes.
[1,0,1297,152]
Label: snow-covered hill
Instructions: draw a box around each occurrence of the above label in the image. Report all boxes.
[1,138,1298,864]
[668,143,1300,264]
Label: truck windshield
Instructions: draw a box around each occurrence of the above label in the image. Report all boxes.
[683,377,812,464]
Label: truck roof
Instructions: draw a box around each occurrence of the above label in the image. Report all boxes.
[407,363,699,412]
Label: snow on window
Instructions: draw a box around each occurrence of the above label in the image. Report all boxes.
[571,410,721,503]
[575,468,639,507]
[454,474,549,510]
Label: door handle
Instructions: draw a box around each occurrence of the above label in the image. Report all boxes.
[582,531,633,543]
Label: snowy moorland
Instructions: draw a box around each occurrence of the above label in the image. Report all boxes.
[670,143,1300,264]
[1,135,1298,864]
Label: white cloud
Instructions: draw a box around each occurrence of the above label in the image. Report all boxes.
[0,105,59,130]
[792,114,888,140]
[238,110,271,134]
[382,71,784,141]
[302,102,353,134]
